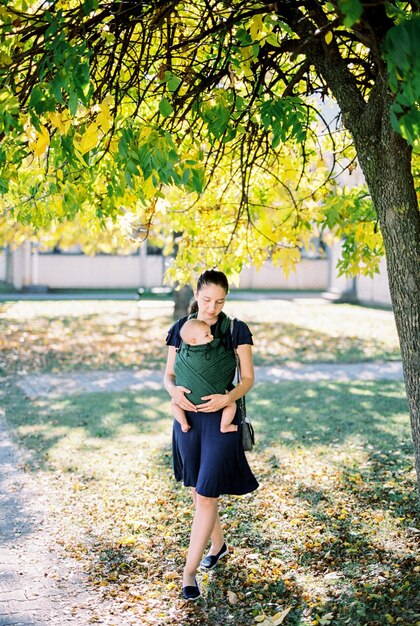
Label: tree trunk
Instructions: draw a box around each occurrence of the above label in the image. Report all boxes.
[311,35,420,491]
[343,83,420,494]
[173,284,193,320]
[357,130,420,494]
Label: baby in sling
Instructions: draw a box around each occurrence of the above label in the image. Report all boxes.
[172,317,237,434]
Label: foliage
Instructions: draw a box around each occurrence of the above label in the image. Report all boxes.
[1,1,418,280]
[3,378,418,625]
[384,13,420,145]
[0,298,401,376]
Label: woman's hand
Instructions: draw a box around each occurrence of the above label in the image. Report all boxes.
[171,386,197,412]
[196,393,231,413]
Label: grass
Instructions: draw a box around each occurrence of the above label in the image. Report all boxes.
[0,299,401,376]
[2,379,418,626]
[1,298,416,625]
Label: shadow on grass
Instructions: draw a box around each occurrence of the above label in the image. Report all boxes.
[5,380,409,449]
[4,380,414,501]
[253,379,410,454]
[3,380,419,624]
[3,388,171,470]
[78,448,307,626]
[252,379,417,524]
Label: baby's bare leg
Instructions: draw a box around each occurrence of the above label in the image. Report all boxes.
[220,401,238,433]
[171,399,191,432]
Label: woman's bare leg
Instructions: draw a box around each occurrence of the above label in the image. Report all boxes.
[208,513,225,555]
[190,487,225,554]
[183,492,220,587]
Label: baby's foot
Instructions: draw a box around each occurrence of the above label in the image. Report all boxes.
[181,422,191,433]
[220,424,238,433]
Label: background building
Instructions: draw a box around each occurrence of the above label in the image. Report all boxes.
[0,240,391,307]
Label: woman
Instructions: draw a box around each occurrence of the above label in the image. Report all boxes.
[164,269,258,601]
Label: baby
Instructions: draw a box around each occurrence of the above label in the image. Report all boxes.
[172,318,238,434]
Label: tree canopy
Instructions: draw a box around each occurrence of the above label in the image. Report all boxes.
[1,0,418,282]
[2,1,420,491]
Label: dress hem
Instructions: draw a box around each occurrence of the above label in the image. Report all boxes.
[175,478,259,499]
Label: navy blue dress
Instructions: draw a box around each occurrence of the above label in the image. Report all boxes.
[166,316,259,498]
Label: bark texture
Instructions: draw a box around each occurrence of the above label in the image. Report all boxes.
[314,54,420,492]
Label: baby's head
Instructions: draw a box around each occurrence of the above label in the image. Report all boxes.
[180,319,213,346]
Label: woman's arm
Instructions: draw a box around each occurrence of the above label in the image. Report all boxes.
[163,346,197,412]
[196,344,254,412]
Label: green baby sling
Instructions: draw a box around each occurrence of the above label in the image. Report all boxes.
[174,311,236,406]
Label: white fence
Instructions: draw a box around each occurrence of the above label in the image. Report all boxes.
[0,243,391,307]
[238,259,328,290]
[36,253,165,289]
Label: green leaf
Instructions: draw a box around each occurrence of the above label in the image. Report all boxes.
[337,0,363,27]
[181,168,191,185]
[68,90,79,116]
[159,97,173,117]
[82,0,98,15]
[384,15,420,145]
[28,84,56,114]
[167,74,182,93]
[190,167,205,193]
[50,77,64,103]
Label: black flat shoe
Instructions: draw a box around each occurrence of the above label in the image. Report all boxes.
[182,578,201,601]
[200,542,228,570]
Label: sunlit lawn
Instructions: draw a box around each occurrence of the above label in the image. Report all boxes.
[1,297,417,625]
[3,378,418,626]
[0,298,401,375]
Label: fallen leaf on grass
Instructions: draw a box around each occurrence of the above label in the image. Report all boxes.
[255,607,292,625]
[72,481,85,492]
[227,590,239,604]
[119,535,137,546]
[272,607,292,624]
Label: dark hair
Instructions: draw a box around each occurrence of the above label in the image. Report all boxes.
[189,269,229,314]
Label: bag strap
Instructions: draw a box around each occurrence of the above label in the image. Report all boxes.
[230,318,247,417]
[230,317,240,378]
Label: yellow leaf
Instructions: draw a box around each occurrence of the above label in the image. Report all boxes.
[272,247,301,278]
[96,99,112,133]
[241,45,254,77]
[325,31,333,45]
[0,7,12,20]
[78,122,99,155]
[52,194,63,216]
[29,125,50,157]
[249,14,264,42]
[142,175,156,199]
[49,110,71,135]
[272,607,292,625]
[106,136,119,155]
[0,52,12,66]
[119,535,137,546]
[139,126,152,142]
